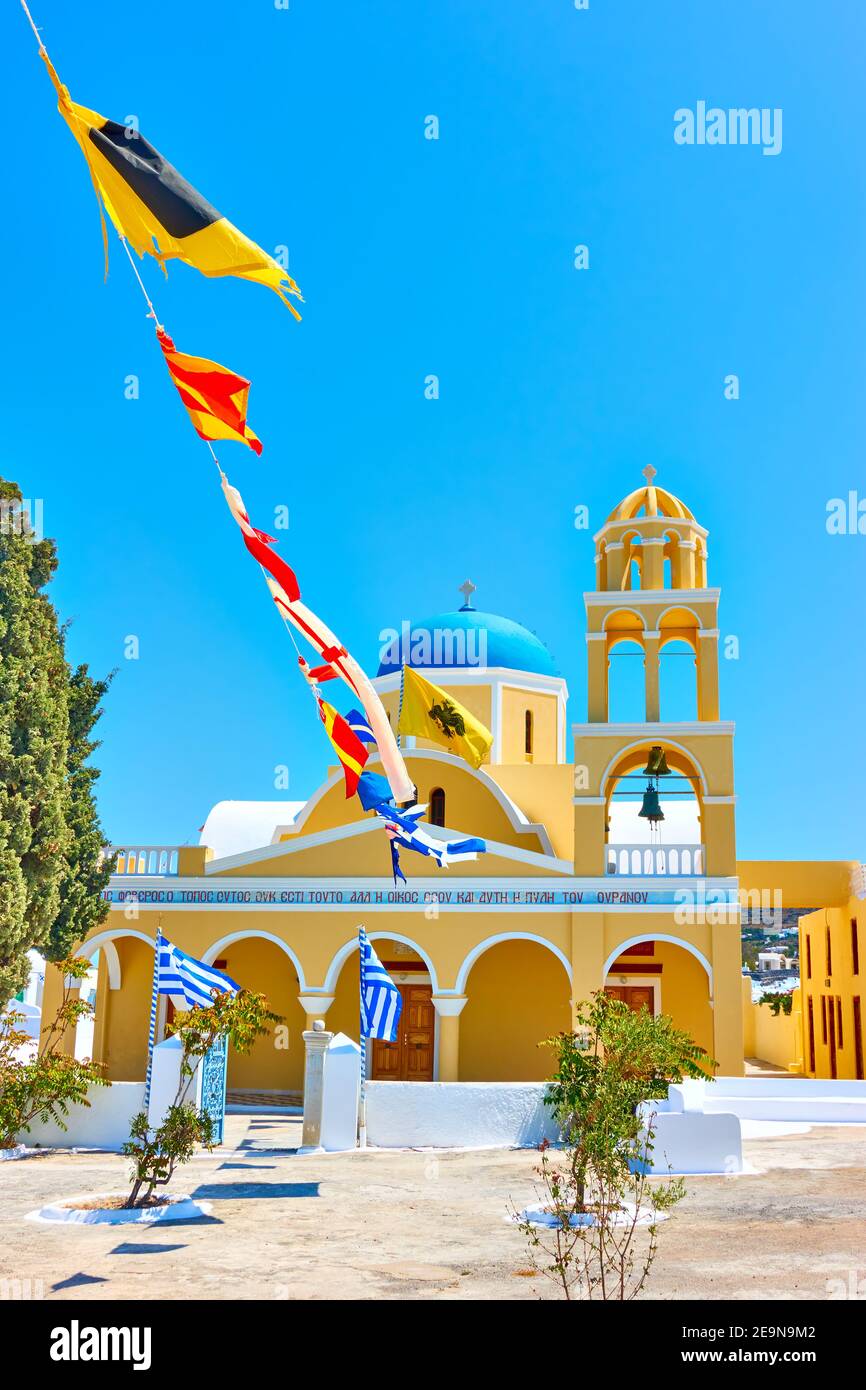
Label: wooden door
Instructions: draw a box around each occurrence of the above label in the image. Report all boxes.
[403,985,434,1080]
[605,984,655,1015]
[371,984,434,1080]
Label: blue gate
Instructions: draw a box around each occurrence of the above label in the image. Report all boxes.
[200,1034,228,1145]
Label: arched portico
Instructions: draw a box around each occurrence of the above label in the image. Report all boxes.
[602,934,715,1062]
[457,933,573,1082]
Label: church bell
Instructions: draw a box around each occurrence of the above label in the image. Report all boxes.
[642,744,671,777]
[638,781,664,825]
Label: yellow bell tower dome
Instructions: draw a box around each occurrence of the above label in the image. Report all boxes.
[594,464,709,593]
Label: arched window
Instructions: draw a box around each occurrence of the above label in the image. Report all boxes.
[524,709,534,757]
[429,787,446,827]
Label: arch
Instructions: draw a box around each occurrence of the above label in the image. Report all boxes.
[603,607,645,634]
[455,932,573,995]
[203,930,308,991]
[323,933,440,995]
[598,738,709,799]
[602,934,713,994]
[76,928,154,970]
[656,603,704,631]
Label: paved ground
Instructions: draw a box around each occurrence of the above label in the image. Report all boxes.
[1,1114,864,1301]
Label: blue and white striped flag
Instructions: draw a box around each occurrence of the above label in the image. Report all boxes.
[359,927,402,1042]
[344,707,376,744]
[157,934,240,1010]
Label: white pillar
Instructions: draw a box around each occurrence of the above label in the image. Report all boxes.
[300,1021,333,1153]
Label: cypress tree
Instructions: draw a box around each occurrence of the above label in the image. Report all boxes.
[0,479,111,1004]
[48,664,113,962]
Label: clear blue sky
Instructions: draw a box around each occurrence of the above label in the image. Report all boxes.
[3,1,864,859]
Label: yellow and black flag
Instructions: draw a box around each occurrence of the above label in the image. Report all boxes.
[39,50,303,319]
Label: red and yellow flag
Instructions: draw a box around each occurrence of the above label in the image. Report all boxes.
[318,700,369,797]
[157,328,262,455]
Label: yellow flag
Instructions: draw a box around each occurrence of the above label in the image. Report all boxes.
[397,666,493,769]
[41,51,303,318]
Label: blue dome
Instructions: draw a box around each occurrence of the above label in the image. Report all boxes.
[377,608,558,677]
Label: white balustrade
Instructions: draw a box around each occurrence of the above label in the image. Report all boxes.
[605,843,704,877]
[104,846,180,877]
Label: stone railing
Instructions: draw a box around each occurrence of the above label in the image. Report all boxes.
[104,846,180,877]
[606,843,705,877]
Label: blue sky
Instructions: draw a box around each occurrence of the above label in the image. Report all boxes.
[3,1,864,858]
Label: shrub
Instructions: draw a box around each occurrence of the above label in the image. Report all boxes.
[0,956,106,1149]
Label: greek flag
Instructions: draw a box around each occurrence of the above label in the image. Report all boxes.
[359,927,402,1042]
[157,934,240,1009]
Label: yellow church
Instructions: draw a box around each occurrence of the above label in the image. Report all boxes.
[42,471,860,1097]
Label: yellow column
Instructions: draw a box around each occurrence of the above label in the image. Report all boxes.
[642,538,664,589]
[93,956,112,1068]
[604,541,626,591]
[681,539,697,588]
[644,630,661,722]
[432,996,467,1081]
[697,630,720,720]
[586,636,609,722]
[39,963,77,1056]
[570,912,605,1028]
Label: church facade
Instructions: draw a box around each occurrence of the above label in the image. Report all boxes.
[44,473,847,1094]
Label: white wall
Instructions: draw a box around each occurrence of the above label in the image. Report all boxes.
[366,1081,559,1149]
[19,1082,145,1151]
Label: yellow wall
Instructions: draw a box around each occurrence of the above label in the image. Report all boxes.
[742,977,803,1071]
[499,688,559,765]
[460,940,572,1081]
[104,937,153,1082]
[217,937,306,1094]
[273,754,549,859]
[737,861,855,909]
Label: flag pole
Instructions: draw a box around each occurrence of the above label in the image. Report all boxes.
[358,925,367,1149]
[142,916,162,1113]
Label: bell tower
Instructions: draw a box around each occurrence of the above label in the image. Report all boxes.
[573,468,736,879]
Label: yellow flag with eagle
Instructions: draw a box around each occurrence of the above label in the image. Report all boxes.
[397,666,493,769]
[39,49,303,318]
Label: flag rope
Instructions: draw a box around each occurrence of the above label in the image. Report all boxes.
[20,1,42,47]
[114,230,322,711]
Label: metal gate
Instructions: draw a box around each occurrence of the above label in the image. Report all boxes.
[200,1033,228,1145]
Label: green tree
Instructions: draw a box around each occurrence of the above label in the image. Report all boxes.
[123,989,281,1207]
[0,481,71,1004]
[0,480,113,1002]
[0,955,107,1149]
[47,664,114,962]
[516,992,716,1299]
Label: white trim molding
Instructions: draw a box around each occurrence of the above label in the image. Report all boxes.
[584,588,721,607]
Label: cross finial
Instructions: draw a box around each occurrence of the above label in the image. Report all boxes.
[458,578,476,610]
[642,464,657,485]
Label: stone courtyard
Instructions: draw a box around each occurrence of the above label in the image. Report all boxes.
[1,1114,864,1301]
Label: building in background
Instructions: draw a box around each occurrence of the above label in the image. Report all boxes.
[39,474,862,1098]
